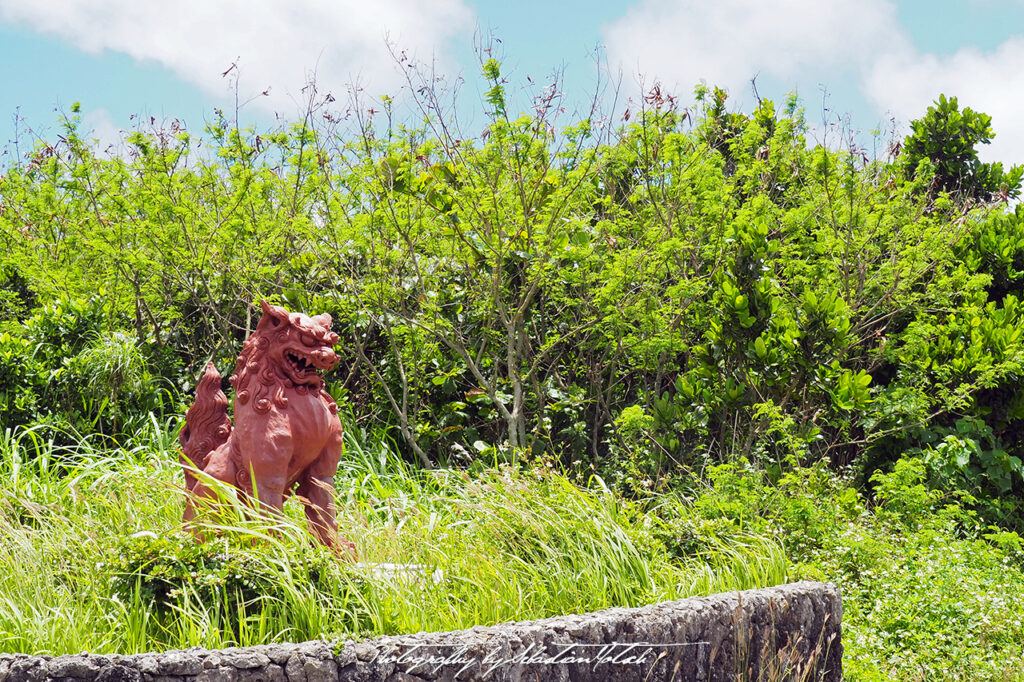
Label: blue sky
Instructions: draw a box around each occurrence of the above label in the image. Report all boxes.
[2,0,1024,164]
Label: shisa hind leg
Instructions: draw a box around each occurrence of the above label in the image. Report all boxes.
[182,445,237,531]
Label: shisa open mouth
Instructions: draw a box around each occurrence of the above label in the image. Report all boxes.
[285,350,324,382]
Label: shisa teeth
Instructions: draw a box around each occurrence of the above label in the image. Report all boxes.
[287,352,321,375]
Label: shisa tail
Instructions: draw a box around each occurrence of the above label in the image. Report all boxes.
[179,362,232,491]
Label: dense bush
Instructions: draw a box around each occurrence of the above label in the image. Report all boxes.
[0,294,168,439]
[2,64,1024,526]
[106,531,368,640]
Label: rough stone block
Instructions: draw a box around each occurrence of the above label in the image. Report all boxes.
[2,582,840,682]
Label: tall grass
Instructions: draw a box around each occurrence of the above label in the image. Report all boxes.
[0,422,788,655]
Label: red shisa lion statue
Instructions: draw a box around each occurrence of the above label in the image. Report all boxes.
[179,300,356,557]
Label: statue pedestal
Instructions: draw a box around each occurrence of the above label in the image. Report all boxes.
[356,562,445,584]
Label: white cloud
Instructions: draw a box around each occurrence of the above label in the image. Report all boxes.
[81,108,123,156]
[602,0,907,100]
[863,38,1024,165]
[0,0,475,115]
[602,0,1024,166]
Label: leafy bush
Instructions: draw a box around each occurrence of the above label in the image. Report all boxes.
[0,265,36,323]
[902,94,1023,203]
[105,532,369,640]
[0,294,166,441]
[835,461,1024,681]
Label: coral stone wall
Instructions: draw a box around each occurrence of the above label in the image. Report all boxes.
[0,581,841,682]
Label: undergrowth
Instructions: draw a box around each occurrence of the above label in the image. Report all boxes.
[681,457,1024,681]
[3,423,1022,680]
[0,422,786,655]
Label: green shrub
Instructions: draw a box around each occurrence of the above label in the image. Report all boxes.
[107,533,346,611]
[674,456,1024,680]
[902,94,1023,203]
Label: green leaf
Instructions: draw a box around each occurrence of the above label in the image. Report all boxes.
[754,337,767,360]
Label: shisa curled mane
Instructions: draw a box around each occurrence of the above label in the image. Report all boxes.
[230,331,289,415]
